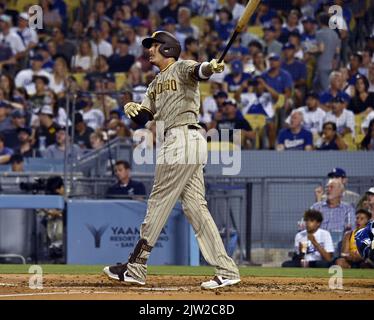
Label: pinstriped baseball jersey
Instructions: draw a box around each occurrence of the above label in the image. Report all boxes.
[141,60,201,131]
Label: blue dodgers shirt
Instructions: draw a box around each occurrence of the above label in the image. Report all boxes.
[277,128,313,150]
[261,69,293,93]
[282,60,307,83]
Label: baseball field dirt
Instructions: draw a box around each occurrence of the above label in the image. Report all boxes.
[0,265,373,300]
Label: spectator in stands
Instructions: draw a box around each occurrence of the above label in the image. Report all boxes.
[282,42,307,106]
[122,26,142,59]
[223,60,252,93]
[106,160,146,198]
[34,105,61,151]
[348,74,374,115]
[263,25,282,57]
[0,133,13,164]
[78,93,105,131]
[319,71,351,112]
[0,14,25,73]
[10,153,24,172]
[108,38,135,73]
[16,12,38,52]
[84,55,111,91]
[316,121,347,151]
[74,112,94,149]
[252,1,277,26]
[262,53,293,112]
[279,10,302,44]
[14,54,52,96]
[250,51,267,76]
[0,101,12,132]
[360,119,374,150]
[88,26,113,59]
[176,7,199,40]
[180,37,199,61]
[52,27,76,64]
[71,39,95,72]
[237,76,277,149]
[335,209,372,268]
[313,12,341,94]
[159,0,181,21]
[347,53,364,86]
[282,209,334,268]
[90,130,105,150]
[315,168,360,208]
[300,16,317,53]
[40,0,62,34]
[49,57,69,96]
[211,98,255,149]
[43,126,82,160]
[202,89,227,125]
[2,109,27,149]
[324,96,355,138]
[226,0,246,22]
[44,90,69,128]
[311,179,356,246]
[365,187,374,219]
[214,7,235,41]
[14,127,40,158]
[0,74,15,101]
[29,75,50,113]
[286,92,326,142]
[35,43,54,73]
[276,110,313,151]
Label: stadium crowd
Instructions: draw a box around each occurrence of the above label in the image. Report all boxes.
[0,0,372,159]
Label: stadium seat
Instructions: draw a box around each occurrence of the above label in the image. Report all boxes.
[207,141,240,151]
[191,16,206,31]
[355,113,366,136]
[244,114,266,149]
[115,72,127,90]
[72,72,86,86]
[8,0,35,11]
[247,26,264,38]
[274,94,286,110]
[342,133,357,151]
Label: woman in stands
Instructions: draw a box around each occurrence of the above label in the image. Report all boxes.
[349,74,374,115]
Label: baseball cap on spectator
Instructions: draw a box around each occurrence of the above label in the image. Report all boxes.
[19,12,29,21]
[283,42,295,50]
[288,30,301,39]
[301,16,316,24]
[248,40,263,51]
[331,96,348,104]
[305,91,319,100]
[231,60,243,74]
[32,75,49,85]
[0,101,9,108]
[162,17,176,25]
[17,127,32,135]
[217,7,233,21]
[214,91,228,99]
[11,109,26,118]
[223,98,237,108]
[30,54,44,61]
[39,105,54,116]
[74,112,84,125]
[366,187,374,195]
[0,15,12,24]
[264,25,276,32]
[268,52,280,60]
[118,37,130,45]
[327,167,346,178]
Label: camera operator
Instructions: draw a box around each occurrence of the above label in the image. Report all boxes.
[37,176,64,263]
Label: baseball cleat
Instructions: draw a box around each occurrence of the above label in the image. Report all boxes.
[201,276,241,289]
[103,263,145,285]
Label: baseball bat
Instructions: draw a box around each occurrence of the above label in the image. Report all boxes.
[218,0,261,63]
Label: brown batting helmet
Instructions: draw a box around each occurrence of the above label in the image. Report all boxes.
[142,31,181,60]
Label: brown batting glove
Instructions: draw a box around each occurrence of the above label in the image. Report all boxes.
[209,59,225,73]
[124,102,142,118]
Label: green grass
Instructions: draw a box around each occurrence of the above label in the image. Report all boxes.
[0,265,373,279]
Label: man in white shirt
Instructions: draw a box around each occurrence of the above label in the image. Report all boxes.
[323,96,355,137]
[14,54,52,95]
[78,94,105,131]
[282,209,334,268]
[286,91,326,141]
[226,0,245,22]
[14,13,38,50]
[90,27,113,58]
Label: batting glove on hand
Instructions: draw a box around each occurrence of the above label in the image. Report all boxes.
[209,59,225,73]
[124,102,142,118]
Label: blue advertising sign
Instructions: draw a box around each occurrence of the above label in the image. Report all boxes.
[67,200,197,265]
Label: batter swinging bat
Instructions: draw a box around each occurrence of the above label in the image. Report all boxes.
[218,0,261,63]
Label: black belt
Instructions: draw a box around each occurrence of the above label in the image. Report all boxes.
[164,124,199,136]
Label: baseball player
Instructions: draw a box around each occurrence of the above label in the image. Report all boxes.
[103,31,240,289]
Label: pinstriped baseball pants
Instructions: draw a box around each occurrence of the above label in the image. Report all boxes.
[127,125,240,282]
